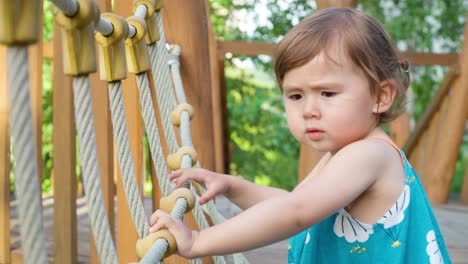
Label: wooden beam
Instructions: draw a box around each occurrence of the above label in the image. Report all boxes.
[217,40,459,66]
[52,23,78,264]
[403,66,459,156]
[90,1,114,263]
[206,0,227,173]
[114,1,145,262]
[421,14,468,203]
[162,0,215,263]
[316,0,357,9]
[29,0,44,184]
[0,46,11,264]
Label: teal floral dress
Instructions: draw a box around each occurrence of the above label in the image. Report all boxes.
[288,149,451,263]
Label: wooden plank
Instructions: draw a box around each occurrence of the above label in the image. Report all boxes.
[43,41,53,59]
[316,0,357,9]
[298,145,323,183]
[460,158,468,204]
[389,112,410,148]
[52,23,78,263]
[424,77,466,203]
[162,1,215,263]
[217,40,459,66]
[0,46,11,264]
[420,24,468,203]
[28,0,44,184]
[404,67,459,156]
[114,1,145,262]
[90,1,114,263]
[163,0,217,172]
[205,0,227,173]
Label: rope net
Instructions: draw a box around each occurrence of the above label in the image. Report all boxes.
[2,0,249,263]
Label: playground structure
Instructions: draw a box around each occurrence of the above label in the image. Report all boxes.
[0,0,468,263]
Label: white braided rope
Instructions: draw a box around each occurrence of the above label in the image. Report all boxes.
[7,46,48,264]
[108,81,150,238]
[145,12,219,264]
[168,46,249,264]
[136,74,173,196]
[73,76,118,264]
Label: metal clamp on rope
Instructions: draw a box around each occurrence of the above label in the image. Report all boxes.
[0,0,40,45]
[167,146,198,170]
[171,103,194,126]
[125,16,151,74]
[54,0,100,75]
[95,13,129,81]
[160,188,195,214]
[136,230,177,259]
[132,0,161,44]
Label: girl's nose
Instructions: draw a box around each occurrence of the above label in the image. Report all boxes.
[303,98,320,119]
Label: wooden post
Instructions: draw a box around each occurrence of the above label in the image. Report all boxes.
[114,1,145,262]
[161,1,215,263]
[29,2,44,183]
[162,0,217,172]
[89,1,115,263]
[52,24,78,263]
[389,113,410,148]
[460,159,468,204]
[316,0,357,9]
[205,0,227,174]
[424,77,467,203]
[0,46,11,264]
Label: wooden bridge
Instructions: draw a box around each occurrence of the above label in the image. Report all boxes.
[2,0,468,263]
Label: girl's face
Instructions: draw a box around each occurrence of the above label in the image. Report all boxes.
[282,47,379,153]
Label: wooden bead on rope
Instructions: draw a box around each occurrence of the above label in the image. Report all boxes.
[167,146,198,170]
[171,103,194,126]
[160,188,196,214]
[136,230,176,259]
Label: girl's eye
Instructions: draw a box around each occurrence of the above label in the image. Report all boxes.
[321,91,336,97]
[289,94,302,101]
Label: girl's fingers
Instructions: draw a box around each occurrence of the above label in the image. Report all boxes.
[199,189,216,205]
[149,210,174,232]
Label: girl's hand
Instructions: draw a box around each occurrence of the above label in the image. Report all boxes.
[169,168,229,205]
[149,209,199,259]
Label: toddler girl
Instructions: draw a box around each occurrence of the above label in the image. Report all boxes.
[150,7,451,263]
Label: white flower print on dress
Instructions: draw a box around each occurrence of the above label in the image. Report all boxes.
[377,185,410,229]
[305,232,311,245]
[426,230,444,264]
[333,209,374,243]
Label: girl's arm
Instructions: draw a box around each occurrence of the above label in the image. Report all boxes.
[151,140,387,258]
[170,168,288,210]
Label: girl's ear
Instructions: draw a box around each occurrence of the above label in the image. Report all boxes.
[373,80,398,114]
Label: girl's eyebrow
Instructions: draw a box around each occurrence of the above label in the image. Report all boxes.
[283,82,343,91]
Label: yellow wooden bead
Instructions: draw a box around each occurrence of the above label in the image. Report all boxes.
[160,188,196,214]
[167,146,198,170]
[136,229,176,259]
[171,103,194,126]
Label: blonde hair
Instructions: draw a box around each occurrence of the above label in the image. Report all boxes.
[273,8,409,123]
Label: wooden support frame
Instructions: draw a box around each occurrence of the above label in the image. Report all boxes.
[217,41,459,66]
[0,46,11,264]
[52,23,78,264]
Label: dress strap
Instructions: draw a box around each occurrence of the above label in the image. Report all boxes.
[367,136,404,165]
